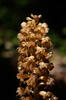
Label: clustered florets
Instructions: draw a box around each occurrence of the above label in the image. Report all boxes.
[16,14,58,100]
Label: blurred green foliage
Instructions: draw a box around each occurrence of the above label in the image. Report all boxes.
[16,0,29,6]
[0,0,66,58]
[62,28,66,35]
[0,0,30,57]
[49,30,66,56]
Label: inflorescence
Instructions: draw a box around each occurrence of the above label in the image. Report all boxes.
[16,14,58,100]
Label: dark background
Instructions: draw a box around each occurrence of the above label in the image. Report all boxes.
[0,0,66,100]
